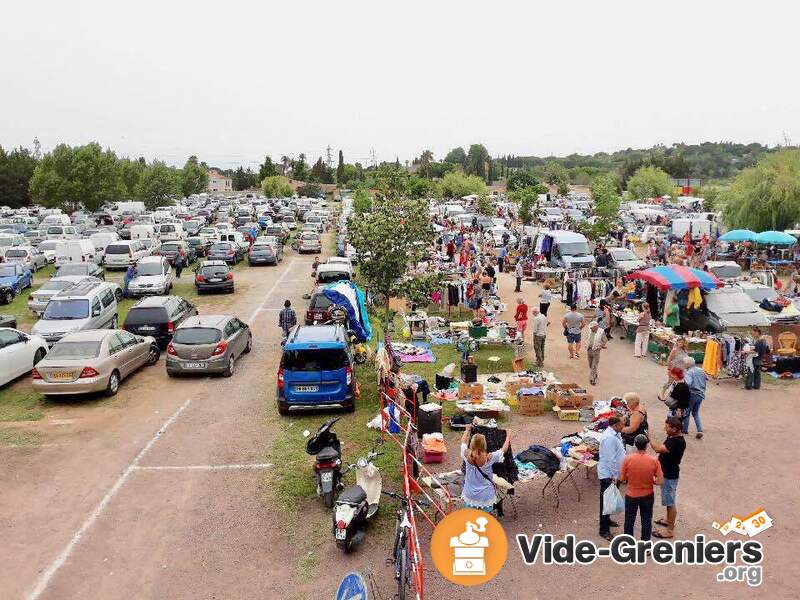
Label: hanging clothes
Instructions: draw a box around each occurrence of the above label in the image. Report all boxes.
[687,287,703,310]
[703,339,722,376]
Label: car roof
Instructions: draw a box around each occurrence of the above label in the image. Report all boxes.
[179,315,231,329]
[132,295,178,308]
[285,325,345,349]
[137,255,165,264]
[53,280,113,298]
[316,263,350,273]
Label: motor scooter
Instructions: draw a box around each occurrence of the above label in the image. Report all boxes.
[304,417,342,508]
[333,448,383,552]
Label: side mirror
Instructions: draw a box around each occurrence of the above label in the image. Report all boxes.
[92,308,101,317]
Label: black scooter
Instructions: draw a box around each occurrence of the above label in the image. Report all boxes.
[305,417,342,508]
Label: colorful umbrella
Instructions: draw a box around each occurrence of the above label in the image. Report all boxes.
[718,229,757,242]
[754,230,797,246]
[626,265,723,291]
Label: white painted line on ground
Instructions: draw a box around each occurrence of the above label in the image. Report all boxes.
[134,463,272,471]
[28,258,299,600]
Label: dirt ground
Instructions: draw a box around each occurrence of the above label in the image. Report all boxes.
[1,251,798,599]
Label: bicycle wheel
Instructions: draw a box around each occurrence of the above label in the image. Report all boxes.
[397,542,408,600]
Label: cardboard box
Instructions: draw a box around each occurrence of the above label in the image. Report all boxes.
[548,383,593,409]
[458,383,484,399]
[505,378,533,396]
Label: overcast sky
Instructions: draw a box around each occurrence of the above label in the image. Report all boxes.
[2,0,798,169]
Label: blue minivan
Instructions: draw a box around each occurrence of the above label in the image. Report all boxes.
[277,325,356,415]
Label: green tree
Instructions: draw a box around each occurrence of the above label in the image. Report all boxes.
[309,157,334,183]
[352,186,372,214]
[338,163,361,186]
[29,142,123,213]
[232,167,259,191]
[510,187,542,225]
[476,194,493,215]
[722,149,800,231]
[347,196,438,334]
[261,175,293,198]
[0,145,38,208]
[118,157,146,199]
[444,147,467,167]
[439,171,487,199]
[258,156,278,181]
[417,149,434,178]
[506,170,546,193]
[626,165,674,199]
[407,176,438,199]
[298,182,323,198]
[465,144,490,181]
[544,162,570,193]
[134,160,180,210]
[181,156,209,196]
[336,150,345,184]
[292,154,307,181]
[586,173,622,240]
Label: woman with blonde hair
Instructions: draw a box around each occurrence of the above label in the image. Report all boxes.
[460,422,511,512]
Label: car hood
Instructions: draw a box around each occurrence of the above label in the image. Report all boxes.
[32,318,90,335]
[132,274,166,285]
[0,275,20,285]
[562,256,594,266]
[614,259,647,270]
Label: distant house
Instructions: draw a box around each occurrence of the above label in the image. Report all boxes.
[207,169,232,193]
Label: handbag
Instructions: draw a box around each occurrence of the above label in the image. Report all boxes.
[659,381,678,410]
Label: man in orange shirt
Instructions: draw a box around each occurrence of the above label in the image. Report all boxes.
[620,434,664,541]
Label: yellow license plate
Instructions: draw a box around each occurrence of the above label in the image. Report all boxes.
[50,371,73,381]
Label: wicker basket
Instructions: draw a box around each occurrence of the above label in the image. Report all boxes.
[518,393,544,416]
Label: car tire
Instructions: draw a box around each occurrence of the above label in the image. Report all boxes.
[223,355,235,377]
[243,334,252,354]
[344,402,355,413]
[146,344,160,366]
[115,289,123,301]
[277,402,290,416]
[33,348,46,366]
[105,370,121,397]
[1,289,12,305]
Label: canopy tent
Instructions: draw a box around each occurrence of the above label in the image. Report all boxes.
[754,230,797,246]
[719,229,757,242]
[322,281,372,342]
[626,265,723,291]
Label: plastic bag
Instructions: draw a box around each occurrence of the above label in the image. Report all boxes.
[602,483,624,516]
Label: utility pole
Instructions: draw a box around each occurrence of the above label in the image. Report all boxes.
[326,145,333,168]
[369,147,377,168]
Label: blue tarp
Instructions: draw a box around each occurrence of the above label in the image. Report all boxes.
[322,281,372,342]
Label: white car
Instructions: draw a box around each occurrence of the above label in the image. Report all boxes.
[485,227,517,248]
[103,240,150,270]
[606,247,647,273]
[4,246,48,271]
[0,328,49,387]
[641,225,669,244]
[36,240,59,264]
[127,256,173,297]
[28,276,101,315]
[198,227,220,242]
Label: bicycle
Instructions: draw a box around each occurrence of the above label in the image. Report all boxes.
[382,490,428,600]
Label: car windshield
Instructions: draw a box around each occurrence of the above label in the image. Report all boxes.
[5,249,27,257]
[106,244,131,254]
[173,327,222,345]
[39,280,74,292]
[252,245,272,253]
[282,349,349,371]
[310,294,333,309]
[43,299,89,320]
[610,249,637,261]
[47,227,63,234]
[160,225,175,232]
[48,341,101,359]
[187,238,203,246]
[301,234,319,240]
[39,241,58,251]
[136,262,164,276]
[0,266,18,276]
[125,307,168,324]
[57,265,89,276]
[160,244,180,252]
[558,242,591,256]
[317,270,349,284]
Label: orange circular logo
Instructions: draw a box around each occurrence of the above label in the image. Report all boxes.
[430,508,508,586]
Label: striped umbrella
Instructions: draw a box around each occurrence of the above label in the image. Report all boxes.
[626,265,723,291]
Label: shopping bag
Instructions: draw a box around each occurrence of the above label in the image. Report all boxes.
[602,483,624,515]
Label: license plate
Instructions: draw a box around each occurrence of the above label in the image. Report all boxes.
[184,362,207,369]
[49,371,74,381]
[296,385,318,392]
[209,278,222,283]
[335,528,347,540]
[139,326,156,331]
[321,471,333,482]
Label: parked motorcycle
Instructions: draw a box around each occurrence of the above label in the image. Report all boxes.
[333,448,383,552]
[304,417,342,508]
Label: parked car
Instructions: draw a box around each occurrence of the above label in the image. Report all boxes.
[156,241,196,266]
[123,295,198,348]
[127,256,174,297]
[264,225,289,244]
[103,240,150,270]
[32,329,160,397]
[640,225,669,244]
[605,247,647,273]
[293,231,323,254]
[55,262,105,280]
[0,328,48,387]
[207,242,244,264]
[31,280,119,345]
[277,324,356,415]
[248,241,281,265]
[194,260,234,294]
[198,227,221,242]
[27,276,100,315]
[305,287,335,325]
[166,315,252,377]
[0,263,33,304]
[186,236,212,258]
[4,246,48,271]
[36,240,59,263]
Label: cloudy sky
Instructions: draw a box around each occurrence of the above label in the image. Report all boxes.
[2,0,798,169]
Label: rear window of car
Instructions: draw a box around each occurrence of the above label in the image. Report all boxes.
[125,307,168,324]
[47,341,102,359]
[173,327,222,345]
[160,243,180,252]
[199,265,229,277]
[210,243,232,252]
[106,244,131,254]
[5,249,28,257]
[310,294,332,310]
[251,245,273,252]
[56,265,89,276]
[282,348,349,371]
[317,271,350,284]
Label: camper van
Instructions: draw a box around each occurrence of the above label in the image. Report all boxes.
[535,230,594,269]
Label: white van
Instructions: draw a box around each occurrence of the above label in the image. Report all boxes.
[535,230,595,269]
[103,240,150,270]
[130,224,157,241]
[89,232,120,253]
[31,280,120,345]
[157,222,185,242]
[41,214,71,227]
[218,231,249,252]
[671,218,712,241]
[55,239,98,266]
[45,225,79,240]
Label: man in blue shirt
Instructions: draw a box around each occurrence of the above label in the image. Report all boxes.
[598,416,625,540]
[682,357,707,438]
[498,245,508,273]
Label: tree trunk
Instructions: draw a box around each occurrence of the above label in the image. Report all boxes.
[383,294,391,340]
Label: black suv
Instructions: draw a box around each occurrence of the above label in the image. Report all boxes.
[123,295,199,348]
[195,260,234,294]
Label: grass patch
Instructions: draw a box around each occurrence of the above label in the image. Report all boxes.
[0,427,45,447]
[295,550,321,581]
[0,390,45,422]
